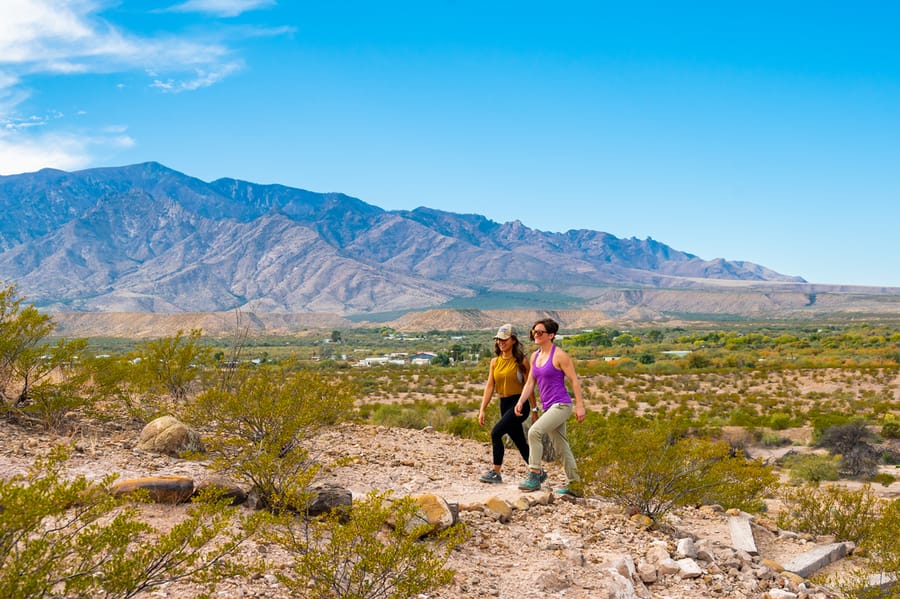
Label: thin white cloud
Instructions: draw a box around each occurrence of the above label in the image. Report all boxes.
[0,0,266,173]
[0,127,133,175]
[165,0,276,18]
[149,61,243,93]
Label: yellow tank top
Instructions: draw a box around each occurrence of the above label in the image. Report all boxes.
[493,356,525,397]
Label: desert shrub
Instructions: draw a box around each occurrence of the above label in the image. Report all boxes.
[0,286,95,429]
[728,407,763,428]
[779,453,841,484]
[767,411,794,430]
[0,284,55,406]
[371,404,429,429]
[882,421,900,439]
[817,420,881,478]
[128,329,213,403]
[442,415,489,442]
[575,416,778,519]
[426,405,452,429]
[0,445,262,599]
[17,372,94,431]
[777,483,881,544]
[759,431,791,448]
[186,363,354,512]
[270,490,466,599]
[810,413,855,442]
[872,472,896,487]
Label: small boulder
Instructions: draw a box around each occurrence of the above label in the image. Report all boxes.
[408,493,457,536]
[307,483,352,517]
[137,416,204,457]
[111,475,194,504]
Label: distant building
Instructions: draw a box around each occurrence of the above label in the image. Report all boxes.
[409,352,437,366]
[358,356,390,367]
[661,350,692,358]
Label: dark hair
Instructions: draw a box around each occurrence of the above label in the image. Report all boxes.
[529,317,559,342]
[493,334,527,376]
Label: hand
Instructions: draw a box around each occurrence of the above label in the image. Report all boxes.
[575,404,586,423]
[514,401,524,416]
[531,410,539,421]
[478,409,486,427]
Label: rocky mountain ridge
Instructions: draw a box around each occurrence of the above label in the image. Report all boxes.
[1,161,869,321]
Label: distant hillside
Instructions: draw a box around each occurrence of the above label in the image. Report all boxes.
[2,161,896,322]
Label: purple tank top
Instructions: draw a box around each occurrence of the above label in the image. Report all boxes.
[532,345,571,410]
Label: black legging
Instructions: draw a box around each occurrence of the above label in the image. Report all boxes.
[491,394,531,467]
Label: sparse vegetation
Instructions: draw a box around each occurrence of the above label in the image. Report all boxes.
[184,362,354,512]
[1,291,897,596]
[0,445,263,599]
[270,490,466,599]
[573,415,779,519]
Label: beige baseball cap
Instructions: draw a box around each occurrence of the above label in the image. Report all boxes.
[493,323,516,340]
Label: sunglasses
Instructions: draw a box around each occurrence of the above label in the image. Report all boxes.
[532,329,548,337]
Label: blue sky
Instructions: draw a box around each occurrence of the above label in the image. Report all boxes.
[2,1,899,287]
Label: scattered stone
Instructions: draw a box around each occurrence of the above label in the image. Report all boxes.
[408,493,456,535]
[111,475,194,504]
[699,504,725,514]
[483,496,513,522]
[630,513,655,529]
[676,557,703,579]
[306,482,352,517]
[636,560,658,583]
[657,557,681,576]
[866,572,898,595]
[676,537,697,559]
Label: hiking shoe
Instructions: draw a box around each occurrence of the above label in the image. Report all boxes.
[554,486,582,498]
[479,470,503,484]
[518,471,542,492]
[538,469,548,483]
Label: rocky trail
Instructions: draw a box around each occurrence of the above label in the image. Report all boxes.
[1,420,887,598]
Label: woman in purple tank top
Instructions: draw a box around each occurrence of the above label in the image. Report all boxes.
[514,317,586,496]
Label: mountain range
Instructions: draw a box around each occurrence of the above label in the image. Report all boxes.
[0,162,896,324]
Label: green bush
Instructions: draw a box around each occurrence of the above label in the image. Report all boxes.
[128,329,213,403]
[371,404,429,429]
[442,415,489,442]
[816,420,880,478]
[787,490,900,598]
[0,445,262,599]
[882,421,900,439]
[872,472,896,487]
[575,416,778,519]
[759,431,791,448]
[186,364,354,512]
[779,453,841,484]
[0,284,93,430]
[270,490,466,599]
[767,412,794,431]
[777,483,881,544]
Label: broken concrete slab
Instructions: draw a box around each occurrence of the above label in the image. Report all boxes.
[782,542,853,578]
[866,572,898,594]
[728,515,758,555]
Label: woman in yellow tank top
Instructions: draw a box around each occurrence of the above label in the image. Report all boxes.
[477,323,540,484]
